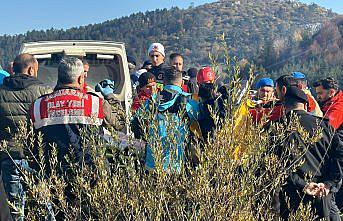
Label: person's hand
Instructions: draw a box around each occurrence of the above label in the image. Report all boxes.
[316,183,330,197]
[304,182,320,196]
[95,79,115,96]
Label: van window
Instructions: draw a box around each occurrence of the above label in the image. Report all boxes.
[37,53,124,93]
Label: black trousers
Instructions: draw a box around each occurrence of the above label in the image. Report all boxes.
[329,179,343,213]
[275,184,341,220]
[336,188,343,211]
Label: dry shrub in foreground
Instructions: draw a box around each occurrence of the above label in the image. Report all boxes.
[0,46,321,220]
[2,94,318,220]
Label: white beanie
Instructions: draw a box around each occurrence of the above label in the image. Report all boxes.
[148,43,165,57]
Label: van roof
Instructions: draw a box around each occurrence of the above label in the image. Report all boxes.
[20,40,126,56]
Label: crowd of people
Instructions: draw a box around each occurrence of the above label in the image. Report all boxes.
[0,42,342,220]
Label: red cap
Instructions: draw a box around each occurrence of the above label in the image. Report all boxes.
[197,67,216,84]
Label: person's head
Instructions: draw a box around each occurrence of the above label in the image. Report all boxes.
[197,67,216,84]
[292,72,307,90]
[13,53,38,77]
[187,68,199,94]
[127,56,136,73]
[256,78,274,102]
[58,57,85,89]
[275,75,297,101]
[142,60,152,70]
[169,53,183,72]
[284,86,309,111]
[187,68,198,79]
[197,67,216,100]
[163,66,183,87]
[148,43,165,67]
[138,72,156,95]
[82,59,89,78]
[313,77,339,103]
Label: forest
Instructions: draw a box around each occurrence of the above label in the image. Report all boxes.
[0,0,342,86]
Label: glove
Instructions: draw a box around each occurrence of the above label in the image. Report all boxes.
[95,79,115,96]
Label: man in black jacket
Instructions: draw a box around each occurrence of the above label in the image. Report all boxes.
[187,68,198,94]
[0,53,52,220]
[271,85,343,220]
[196,67,228,142]
[148,43,166,90]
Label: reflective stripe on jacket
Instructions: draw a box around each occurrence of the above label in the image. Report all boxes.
[31,88,104,129]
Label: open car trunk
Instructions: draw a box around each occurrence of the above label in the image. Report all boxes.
[19,41,132,124]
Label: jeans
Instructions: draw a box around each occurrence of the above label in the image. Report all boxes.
[0,159,30,221]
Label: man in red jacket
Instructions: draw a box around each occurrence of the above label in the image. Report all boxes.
[313,77,343,130]
[313,77,343,213]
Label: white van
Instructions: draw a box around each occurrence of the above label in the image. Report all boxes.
[19,40,133,117]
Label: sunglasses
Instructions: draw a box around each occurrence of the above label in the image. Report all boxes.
[259,88,274,93]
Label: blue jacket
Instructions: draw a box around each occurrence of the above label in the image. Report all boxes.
[0,70,10,85]
[132,85,199,172]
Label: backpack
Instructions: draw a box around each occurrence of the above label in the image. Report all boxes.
[145,85,199,172]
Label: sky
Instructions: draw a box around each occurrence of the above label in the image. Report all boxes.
[0,0,341,35]
[300,0,343,14]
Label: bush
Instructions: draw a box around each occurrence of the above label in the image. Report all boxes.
[0,45,322,220]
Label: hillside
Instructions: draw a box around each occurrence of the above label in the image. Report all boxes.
[266,15,343,87]
[0,0,340,76]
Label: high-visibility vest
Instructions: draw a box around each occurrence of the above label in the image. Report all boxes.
[31,89,104,129]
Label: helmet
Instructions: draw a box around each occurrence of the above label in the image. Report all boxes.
[197,67,216,84]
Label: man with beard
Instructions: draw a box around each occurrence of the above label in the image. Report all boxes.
[271,80,342,220]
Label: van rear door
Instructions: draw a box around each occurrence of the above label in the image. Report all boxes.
[19,41,132,119]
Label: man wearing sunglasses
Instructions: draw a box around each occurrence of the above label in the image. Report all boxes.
[249,78,284,124]
[148,43,166,91]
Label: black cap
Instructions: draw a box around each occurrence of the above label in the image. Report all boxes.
[138,72,156,88]
[142,60,152,68]
[127,56,136,66]
[285,86,309,104]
